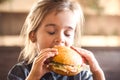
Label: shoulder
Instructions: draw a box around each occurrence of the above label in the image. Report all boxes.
[7,61,32,80]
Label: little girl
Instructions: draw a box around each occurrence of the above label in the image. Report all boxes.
[7,0,105,80]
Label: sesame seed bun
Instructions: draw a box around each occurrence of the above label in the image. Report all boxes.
[48,46,83,76]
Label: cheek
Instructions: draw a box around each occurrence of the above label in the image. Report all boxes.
[69,39,74,45]
[66,37,74,46]
[36,36,54,50]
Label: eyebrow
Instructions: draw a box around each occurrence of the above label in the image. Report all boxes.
[45,23,74,30]
[67,26,74,30]
[45,24,56,27]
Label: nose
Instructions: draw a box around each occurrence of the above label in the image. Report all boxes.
[54,33,65,46]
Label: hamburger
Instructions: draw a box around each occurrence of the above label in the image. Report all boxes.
[48,46,83,76]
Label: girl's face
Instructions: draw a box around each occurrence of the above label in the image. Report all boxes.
[34,11,77,51]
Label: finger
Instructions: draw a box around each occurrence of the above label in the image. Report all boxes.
[71,46,93,60]
[78,49,100,72]
[38,48,58,56]
[71,46,91,57]
[70,46,88,63]
[36,48,58,63]
[34,48,58,69]
[71,46,101,72]
[71,46,97,64]
[35,51,57,64]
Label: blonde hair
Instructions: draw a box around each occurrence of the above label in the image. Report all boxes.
[19,0,84,64]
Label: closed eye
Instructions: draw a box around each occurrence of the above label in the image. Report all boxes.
[65,33,71,37]
[48,31,56,35]
[65,30,74,37]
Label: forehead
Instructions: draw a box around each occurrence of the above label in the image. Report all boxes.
[42,10,78,27]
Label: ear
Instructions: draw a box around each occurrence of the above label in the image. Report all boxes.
[29,31,36,42]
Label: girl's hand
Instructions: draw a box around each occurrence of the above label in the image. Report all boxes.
[71,46,105,80]
[26,48,58,80]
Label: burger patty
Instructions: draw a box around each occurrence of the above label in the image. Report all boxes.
[49,61,82,73]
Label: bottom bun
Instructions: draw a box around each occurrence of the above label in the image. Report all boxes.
[48,62,82,76]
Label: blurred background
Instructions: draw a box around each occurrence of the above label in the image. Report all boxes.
[0,0,120,80]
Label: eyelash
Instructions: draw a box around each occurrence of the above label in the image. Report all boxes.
[65,33,71,37]
[48,32,55,35]
[48,31,72,37]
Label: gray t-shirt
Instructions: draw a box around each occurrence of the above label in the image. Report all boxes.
[7,61,93,80]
